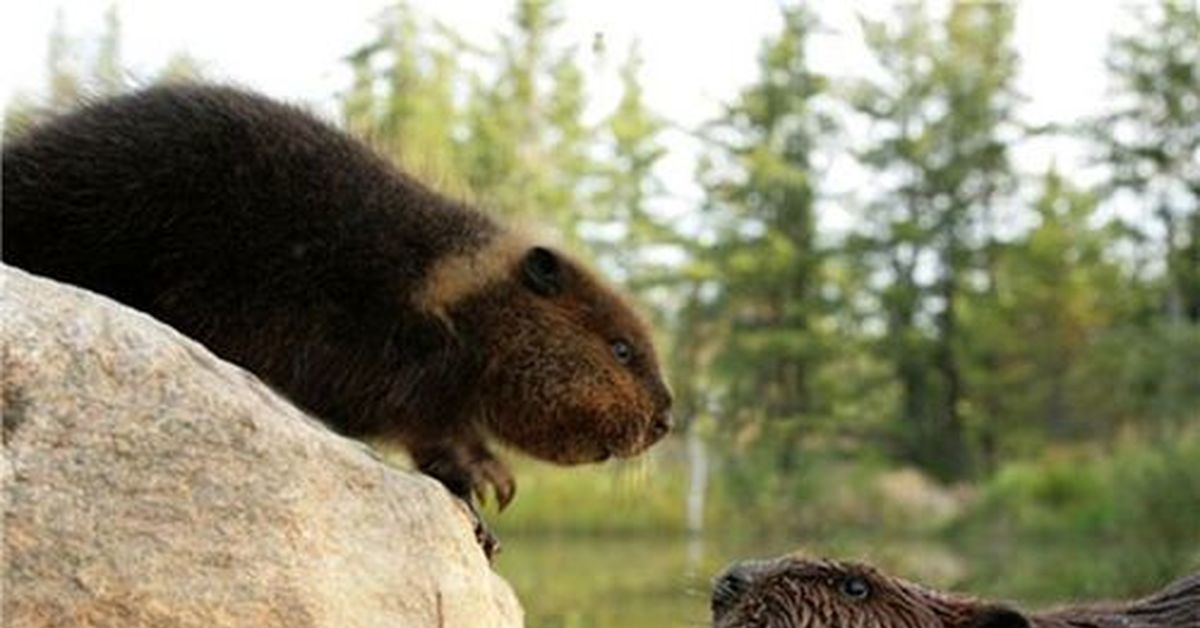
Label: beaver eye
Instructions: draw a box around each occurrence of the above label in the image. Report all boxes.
[611,339,633,364]
[840,576,870,600]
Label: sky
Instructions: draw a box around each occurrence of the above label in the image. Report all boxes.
[1,0,1128,229]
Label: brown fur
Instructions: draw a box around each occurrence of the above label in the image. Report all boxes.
[712,555,1200,628]
[2,85,673,550]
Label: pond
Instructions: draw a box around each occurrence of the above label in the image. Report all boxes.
[494,530,1192,628]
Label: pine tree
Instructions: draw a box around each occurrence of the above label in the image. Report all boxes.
[696,7,834,466]
[852,0,1019,479]
[963,168,1126,466]
[459,0,592,240]
[46,8,81,111]
[590,43,668,277]
[94,4,123,96]
[156,52,205,83]
[339,3,462,184]
[1094,0,1200,323]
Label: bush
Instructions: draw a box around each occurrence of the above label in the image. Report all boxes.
[952,427,1200,599]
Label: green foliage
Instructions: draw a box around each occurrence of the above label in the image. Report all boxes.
[1069,322,1200,430]
[1093,0,1200,323]
[588,43,670,278]
[456,0,594,238]
[5,3,205,133]
[961,169,1129,465]
[93,4,123,96]
[956,428,1200,597]
[500,429,1200,624]
[340,3,464,187]
[695,7,835,461]
[46,8,82,111]
[852,0,1020,479]
[496,534,708,628]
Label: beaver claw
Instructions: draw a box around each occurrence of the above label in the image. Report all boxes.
[466,499,502,559]
[470,451,516,511]
[413,441,513,560]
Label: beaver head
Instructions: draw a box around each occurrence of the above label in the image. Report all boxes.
[416,235,673,464]
[712,555,1030,628]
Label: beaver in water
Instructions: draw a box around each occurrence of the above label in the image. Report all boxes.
[2,84,674,555]
[711,555,1199,627]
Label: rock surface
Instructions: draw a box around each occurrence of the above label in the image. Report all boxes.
[1,265,523,628]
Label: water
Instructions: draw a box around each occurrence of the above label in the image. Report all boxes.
[496,533,747,628]
[494,531,1195,628]
[495,532,964,628]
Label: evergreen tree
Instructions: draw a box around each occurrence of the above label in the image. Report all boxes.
[852,0,1019,478]
[46,8,81,111]
[963,169,1126,466]
[1094,0,1200,323]
[696,7,834,466]
[590,43,668,277]
[459,0,592,240]
[94,4,123,95]
[155,52,206,83]
[340,3,462,183]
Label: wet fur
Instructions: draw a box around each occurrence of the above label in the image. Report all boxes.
[712,556,1200,628]
[2,84,672,521]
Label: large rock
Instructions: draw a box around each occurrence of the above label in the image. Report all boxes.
[0,265,523,627]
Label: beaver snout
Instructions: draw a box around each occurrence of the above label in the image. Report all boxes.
[650,409,673,441]
[631,408,672,455]
[712,564,752,617]
[712,559,772,621]
[647,384,674,441]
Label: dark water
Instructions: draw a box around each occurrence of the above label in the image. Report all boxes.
[494,531,1196,628]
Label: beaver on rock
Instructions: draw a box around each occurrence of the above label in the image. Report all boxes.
[2,84,674,555]
[712,555,1199,628]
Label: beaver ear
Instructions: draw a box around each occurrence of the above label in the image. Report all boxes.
[522,246,563,297]
[966,607,1031,628]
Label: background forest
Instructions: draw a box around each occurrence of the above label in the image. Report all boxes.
[4,1,1199,627]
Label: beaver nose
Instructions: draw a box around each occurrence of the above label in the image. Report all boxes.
[649,410,673,441]
[712,563,756,617]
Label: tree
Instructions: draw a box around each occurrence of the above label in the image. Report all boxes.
[340,3,462,185]
[696,6,835,468]
[589,44,668,277]
[46,8,81,111]
[851,0,1019,479]
[7,5,206,133]
[94,4,123,96]
[157,52,205,83]
[458,0,593,239]
[962,168,1126,465]
[1093,0,1200,323]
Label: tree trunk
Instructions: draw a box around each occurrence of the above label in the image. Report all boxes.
[685,427,708,536]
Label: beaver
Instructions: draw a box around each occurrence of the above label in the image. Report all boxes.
[1,84,673,554]
[711,555,1200,628]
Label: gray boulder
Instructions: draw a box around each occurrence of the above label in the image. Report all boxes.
[1,265,523,627]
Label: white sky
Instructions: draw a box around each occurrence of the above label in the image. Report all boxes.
[1,0,1127,229]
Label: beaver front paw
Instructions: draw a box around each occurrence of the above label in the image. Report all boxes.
[413,441,513,560]
[468,447,516,511]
